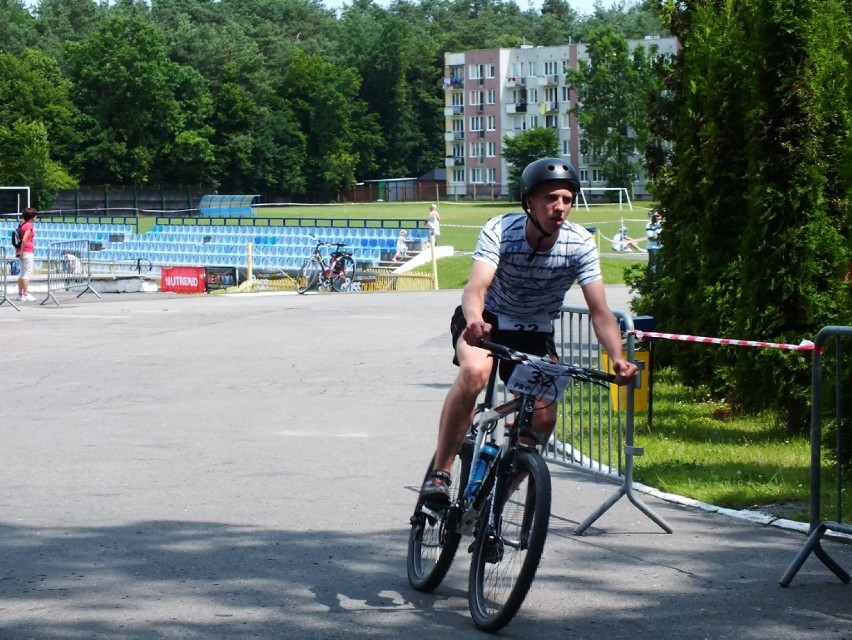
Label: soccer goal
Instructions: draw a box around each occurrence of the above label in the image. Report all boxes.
[579,187,633,211]
[0,186,31,217]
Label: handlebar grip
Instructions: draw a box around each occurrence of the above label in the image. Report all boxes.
[480,339,513,359]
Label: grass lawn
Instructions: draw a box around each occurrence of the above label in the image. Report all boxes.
[632,368,820,521]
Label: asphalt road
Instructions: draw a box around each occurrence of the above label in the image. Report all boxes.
[0,287,850,639]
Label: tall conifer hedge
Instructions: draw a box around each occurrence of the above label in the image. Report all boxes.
[642,0,852,432]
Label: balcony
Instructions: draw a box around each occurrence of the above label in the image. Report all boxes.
[444,131,465,142]
[505,76,518,87]
[445,156,465,167]
[443,105,464,116]
[505,102,527,114]
[545,101,559,113]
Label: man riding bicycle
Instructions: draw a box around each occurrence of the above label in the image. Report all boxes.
[421,157,638,504]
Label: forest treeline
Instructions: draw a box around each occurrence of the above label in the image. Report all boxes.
[0,0,661,204]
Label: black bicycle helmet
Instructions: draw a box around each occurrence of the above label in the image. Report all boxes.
[520,158,581,213]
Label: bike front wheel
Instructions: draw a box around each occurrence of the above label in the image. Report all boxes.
[407,438,472,592]
[468,449,551,632]
[295,258,321,294]
[331,255,356,292]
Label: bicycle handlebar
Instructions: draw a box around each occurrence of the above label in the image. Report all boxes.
[308,233,347,249]
[480,339,616,384]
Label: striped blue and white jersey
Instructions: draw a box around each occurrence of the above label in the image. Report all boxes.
[473,213,601,321]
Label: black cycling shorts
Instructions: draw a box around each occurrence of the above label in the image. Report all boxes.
[449,305,557,380]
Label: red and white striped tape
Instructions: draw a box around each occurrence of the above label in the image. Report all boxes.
[629,330,815,352]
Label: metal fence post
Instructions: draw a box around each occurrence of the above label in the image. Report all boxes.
[0,247,20,311]
[780,326,852,586]
[551,305,671,534]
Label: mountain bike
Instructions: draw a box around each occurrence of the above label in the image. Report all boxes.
[295,234,356,294]
[407,340,615,632]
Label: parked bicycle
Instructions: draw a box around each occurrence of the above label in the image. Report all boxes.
[296,234,356,294]
[407,340,615,632]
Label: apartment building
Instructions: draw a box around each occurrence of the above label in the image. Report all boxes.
[443,36,678,200]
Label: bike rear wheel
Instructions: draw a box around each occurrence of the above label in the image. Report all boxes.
[296,258,321,294]
[468,449,551,632]
[407,438,472,592]
[331,255,356,292]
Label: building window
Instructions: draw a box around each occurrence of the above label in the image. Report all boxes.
[470,115,483,131]
[452,118,464,133]
[469,63,484,80]
[545,86,557,104]
[562,140,570,155]
[529,115,539,128]
[487,115,495,131]
[486,63,495,78]
[487,167,496,183]
[451,92,464,107]
[486,89,495,104]
[487,141,496,157]
[592,169,604,182]
[580,169,588,182]
[470,168,483,183]
[544,60,558,76]
[452,168,464,183]
[470,141,484,158]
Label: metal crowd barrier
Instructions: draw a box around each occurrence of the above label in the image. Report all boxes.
[780,326,852,586]
[549,305,671,534]
[1,246,20,311]
[41,239,101,306]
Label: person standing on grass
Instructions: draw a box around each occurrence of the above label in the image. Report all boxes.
[419,157,638,503]
[16,207,38,302]
[426,203,441,246]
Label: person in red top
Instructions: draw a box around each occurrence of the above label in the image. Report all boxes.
[16,207,38,302]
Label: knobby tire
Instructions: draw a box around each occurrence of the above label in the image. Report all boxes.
[468,449,551,632]
[407,439,472,592]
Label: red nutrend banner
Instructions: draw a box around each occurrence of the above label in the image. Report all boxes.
[161,266,207,294]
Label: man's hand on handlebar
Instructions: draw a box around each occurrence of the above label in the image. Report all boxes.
[611,359,638,386]
[462,320,493,346]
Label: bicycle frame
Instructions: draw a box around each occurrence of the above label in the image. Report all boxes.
[309,240,348,282]
[423,354,529,539]
[423,340,614,531]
